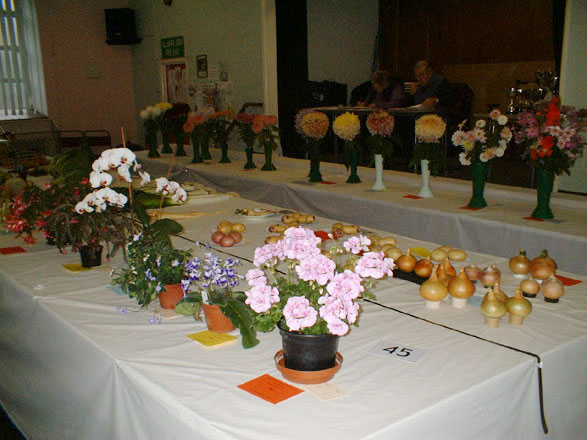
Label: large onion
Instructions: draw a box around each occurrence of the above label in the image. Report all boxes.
[464,264,482,281]
[509,249,530,276]
[520,278,540,298]
[541,276,564,303]
[480,288,507,328]
[480,264,501,288]
[531,249,557,269]
[396,248,417,273]
[420,266,448,308]
[414,257,433,278]
[448,267,475,300]
[530,261,555,281]
[506,288,532,325]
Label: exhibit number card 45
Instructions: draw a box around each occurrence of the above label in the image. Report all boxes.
[369,341,427,363]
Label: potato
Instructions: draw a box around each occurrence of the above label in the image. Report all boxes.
[269,224,286,233]
[229,231,243,244]
[211,231,224,244]
[302,214,316,224]
[232,223,246,233]
[264,236,282,244]
[282,215,298,224]
[381,244,396,253]
[369,235,381,245]
[220,235,235,247]
[378,236,397,247]
[217,223,233,234]
[342,224,360,235]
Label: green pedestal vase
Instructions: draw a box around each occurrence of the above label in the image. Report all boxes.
[191,133,203,163]
[531,168,554,219]
[200,134,212,160]
[161,129,172,154]
[308,146,323,183]
[147,131,160,158]
[467,160,488,208]
[261,142,277,171]
[244,147,256,169]
[219,141,231,163]
[175,131,186,156]
[346,148,361,183]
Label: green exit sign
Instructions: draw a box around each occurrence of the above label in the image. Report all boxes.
[161,36,184,59]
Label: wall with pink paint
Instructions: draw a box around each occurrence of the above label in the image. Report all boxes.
[36,0,136,145]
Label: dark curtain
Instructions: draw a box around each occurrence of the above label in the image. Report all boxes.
[276,0,308,158]
[552,0,566,76]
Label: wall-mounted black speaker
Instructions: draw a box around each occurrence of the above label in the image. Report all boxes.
[105,8,141,45]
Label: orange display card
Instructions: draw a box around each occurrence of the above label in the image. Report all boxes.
[320,181,336,185]
[555,275,582,286]
[403,194,423,199]
[523,216,544,222]
[0,246,26,255]
[459,206,481,211]
[238,374,303,404]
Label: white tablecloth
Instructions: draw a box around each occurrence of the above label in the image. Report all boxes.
[138,149,587,275]
[1,196,586,439]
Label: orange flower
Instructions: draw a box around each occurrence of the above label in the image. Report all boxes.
[183,121,195,133]
[253,114,265,125]
[540,135,554,150]
[252,121,264,133]
[265,115,278,126]
[192,114,206,125]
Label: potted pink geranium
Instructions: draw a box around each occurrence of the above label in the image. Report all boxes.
[244,226,394,383]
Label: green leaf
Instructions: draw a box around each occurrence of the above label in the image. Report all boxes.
[133,201,150,227]
[221,298,259,349]
[148,218,183,237]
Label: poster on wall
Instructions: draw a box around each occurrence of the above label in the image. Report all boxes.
[160,58,189,104]
[196,55,208,79]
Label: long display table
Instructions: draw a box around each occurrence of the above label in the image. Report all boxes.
[138,150,587,275]
[1,193,586,439]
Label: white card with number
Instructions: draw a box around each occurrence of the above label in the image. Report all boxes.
[369,341,427,363]
[304,383,347,401]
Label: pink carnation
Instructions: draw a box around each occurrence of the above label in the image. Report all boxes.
[283,296,318,331]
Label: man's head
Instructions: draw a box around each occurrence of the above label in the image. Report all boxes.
[371,70,389,93]
[414,61,433,86]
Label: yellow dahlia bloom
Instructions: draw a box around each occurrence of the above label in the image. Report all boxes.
[415,114,446,143]
[156,102,173,112]
[301,111,330,139]
[333,112,360,141]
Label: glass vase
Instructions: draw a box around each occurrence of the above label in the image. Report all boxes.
[147,130,160,158]
[308,142,323,182]
[467,160,488,208]
[346,147,361,183]
[371,154,386,190]
[191,133,203,163]
[219,141,231,163]
[244,146,256,169]
[175,131,186,156]
[418,159,434,197]
[261,142,277,171]
[161,128,172,154]
[531,168,554,219]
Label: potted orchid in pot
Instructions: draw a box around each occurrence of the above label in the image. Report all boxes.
[451,109,511,208]
[176,251,259,348]
[244,226,394,383]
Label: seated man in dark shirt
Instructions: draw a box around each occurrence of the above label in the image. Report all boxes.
[358,70,405,109]
[407,61,452,109]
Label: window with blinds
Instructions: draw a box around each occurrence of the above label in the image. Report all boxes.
[0,0,46,118]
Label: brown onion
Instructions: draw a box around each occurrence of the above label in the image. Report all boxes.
[480,264,501,287]
[414,257,434,278]
[531,249,557,269]
[541,276,564,302]
[530,261,555,280]
[420,266,448,306]
[480,288,507,328]
[507,288,532,325]
[443,257,457,277]
[396,248,417,273]
[464,264,482,281]
[448,267,475,299]
[509,249,531,276]
[520,278,540,297]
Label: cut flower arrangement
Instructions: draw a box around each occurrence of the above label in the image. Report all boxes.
[451,109,511,165]
[411,114,446,174]
[244,226,394,336]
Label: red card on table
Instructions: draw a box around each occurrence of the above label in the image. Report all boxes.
[555,275,582,286]
[238,374,303,404]
[523,216,544,222]
[0,246,26,255]
[460,206,481,211]
[314,230,331,241]
[320,181,336,185]
[403,195,423,199]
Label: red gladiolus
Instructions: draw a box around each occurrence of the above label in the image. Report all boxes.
[540,135,554,150]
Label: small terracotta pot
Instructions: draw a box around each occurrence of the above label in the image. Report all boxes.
[158,284,184,309]
[202,303,235,333]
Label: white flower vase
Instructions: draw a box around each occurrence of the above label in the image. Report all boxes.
[371,154,387,191]
[418,159,434,198]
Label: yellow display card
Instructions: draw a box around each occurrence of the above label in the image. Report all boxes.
[410,247,431,258]
[187,330,237,347]
[62,263,93,272]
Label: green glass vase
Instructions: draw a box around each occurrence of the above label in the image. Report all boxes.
[219,141,231,163]
[191,132,203,163]
[308,142,323,183]
[161,128,172,154]
[532,168,554,219]
[244,147,256,169]
[147,130,160,158]
[175,131,186,156]
[346,147,361,183]
[468,160,488,208]
[261,142,277,171]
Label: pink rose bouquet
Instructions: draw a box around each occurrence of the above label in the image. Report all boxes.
[244,226,394,336]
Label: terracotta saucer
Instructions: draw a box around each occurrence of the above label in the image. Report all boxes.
[274,350,343,385]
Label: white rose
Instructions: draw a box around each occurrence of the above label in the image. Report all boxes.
[475,119,486,128]
[496,146,505,157]
[140,110,149,120]
[497,115,508,125]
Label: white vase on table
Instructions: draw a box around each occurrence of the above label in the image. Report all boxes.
[371,154,387,191]
[418,159,434,198]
